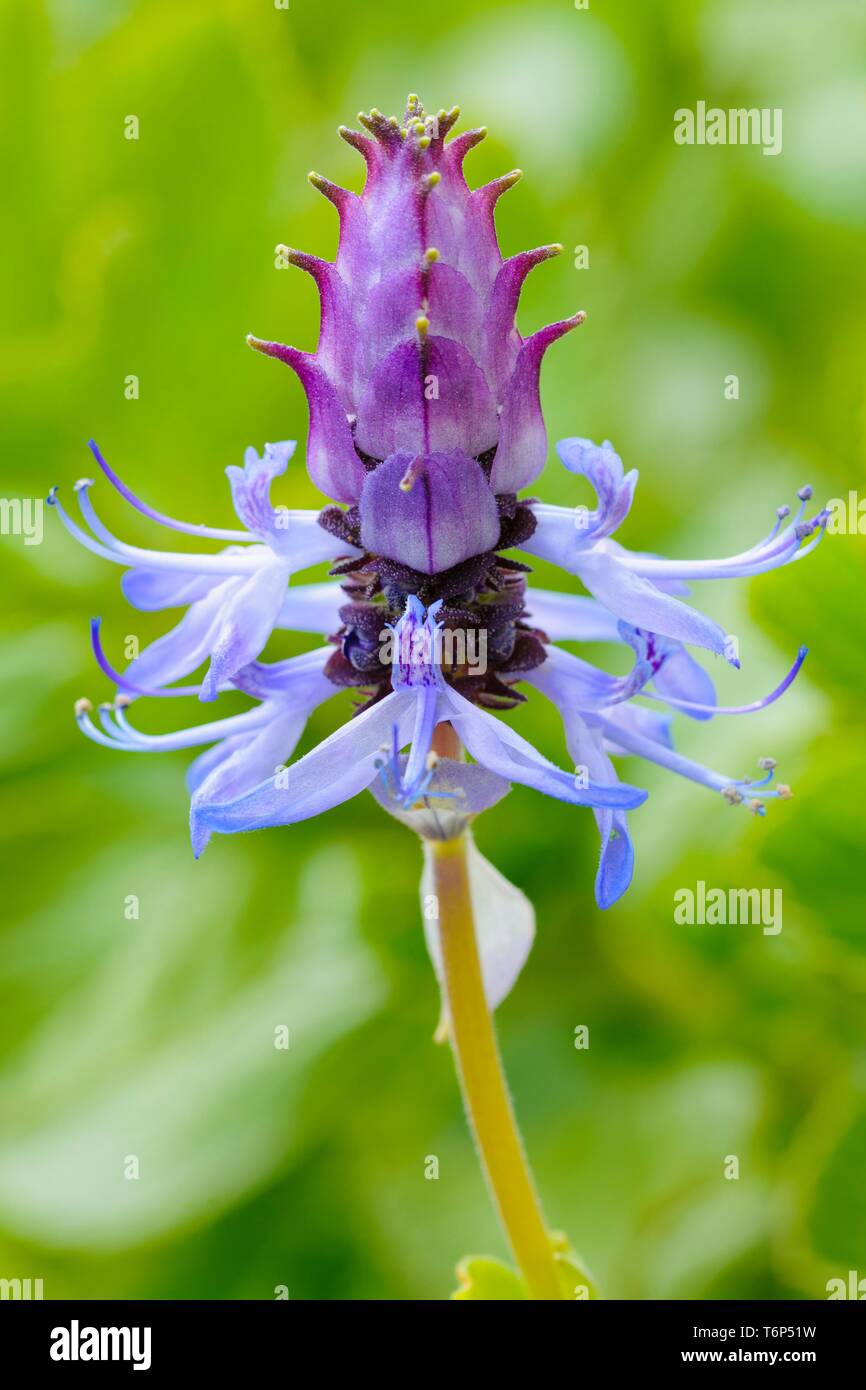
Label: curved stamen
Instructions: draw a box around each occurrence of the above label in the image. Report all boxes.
[597,713,793,814]
[75,699,132,749]
[400,687,440,797]
[88,440,253,542]
[619,490,827,582]
[111,702,269,749]
[47,487,264,576]
[90,617,209,699]
[75,696,270,752]
[376,694,456,811]
[791,512,830,561]
[644,647,807,716]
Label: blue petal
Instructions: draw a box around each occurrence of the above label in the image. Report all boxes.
[192,690,416,844]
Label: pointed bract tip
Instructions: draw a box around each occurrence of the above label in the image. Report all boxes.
[308,171,344,201]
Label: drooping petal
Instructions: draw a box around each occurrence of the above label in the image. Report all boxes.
[520,530,733,659]
[523,662,635,907]
[122,577,239,693]
[650,644,717,721]
[199,561,290,702]
[574,550,734,658]
[275,582,346,635]
[441,683,647,810]
[523,588,622,644]
[231,646,335,702]
[191,689,416,844]
[121,568,224,612]
[513,641,650,710]
[359,450,501,574]
[188,676,334,855]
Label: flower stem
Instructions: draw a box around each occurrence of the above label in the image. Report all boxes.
[431,833,563,1300]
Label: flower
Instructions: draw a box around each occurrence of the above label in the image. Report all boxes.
[55,95,827,910]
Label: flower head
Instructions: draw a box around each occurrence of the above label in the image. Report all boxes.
[55,95,828,909]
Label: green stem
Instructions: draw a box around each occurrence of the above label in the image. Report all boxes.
[432,833,563,1300]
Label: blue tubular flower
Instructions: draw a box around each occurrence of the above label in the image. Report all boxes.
[57,95,827,910]
[191,594,647,850]
[519,438,828,658]
[49,439,360,702]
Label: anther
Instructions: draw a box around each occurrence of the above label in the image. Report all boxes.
[776,504,790,519]
[115,693,132,709]
[721,785,744,805]
[74,478,94,492]
[747,799,766,816]
[797,485,813,501]
[422,171,441,191]
[422,247,439,266]
[415,314,429,340]
[757,757,777,770]
[776,784,793,800]
[74,697,93,717]
[399,456,426,492]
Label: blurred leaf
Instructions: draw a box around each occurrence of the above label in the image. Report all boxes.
[452,1254,527,1301]
[0,846,384,1250]
[794,1087,866,1275]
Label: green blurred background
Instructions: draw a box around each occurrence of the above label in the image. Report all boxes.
[1,0,865,1300]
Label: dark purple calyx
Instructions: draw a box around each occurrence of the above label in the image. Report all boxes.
[318,488,546,711]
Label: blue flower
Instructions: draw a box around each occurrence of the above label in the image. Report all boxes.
[55,97,828,910]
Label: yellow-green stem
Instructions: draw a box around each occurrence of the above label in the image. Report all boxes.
[432,833,563,1300]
